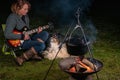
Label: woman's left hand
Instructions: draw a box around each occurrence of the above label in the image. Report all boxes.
[37,26,42,33]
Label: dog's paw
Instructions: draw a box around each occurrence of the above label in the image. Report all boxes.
[44,53,55,60]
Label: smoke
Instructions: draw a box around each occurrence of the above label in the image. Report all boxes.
[31,0,97,43]
[32,0,94,24]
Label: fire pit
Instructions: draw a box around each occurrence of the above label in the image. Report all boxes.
[59,56,103,80]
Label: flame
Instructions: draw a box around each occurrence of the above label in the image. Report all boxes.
[69,66,76,72]
[69,58,94,73]
[77,60,94,73]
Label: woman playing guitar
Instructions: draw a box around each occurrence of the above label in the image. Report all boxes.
[4,0,49,66]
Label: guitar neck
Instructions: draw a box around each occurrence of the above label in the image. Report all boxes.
[26,28,38,35]
[23,25,49,35]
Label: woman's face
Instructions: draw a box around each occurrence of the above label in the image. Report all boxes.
[18,4,29,16]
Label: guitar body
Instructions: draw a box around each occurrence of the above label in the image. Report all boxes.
[8,30,22,47]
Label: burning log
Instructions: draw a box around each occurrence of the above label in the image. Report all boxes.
[69,57,94,73]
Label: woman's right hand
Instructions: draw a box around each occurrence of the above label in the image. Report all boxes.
[24,34,30,40]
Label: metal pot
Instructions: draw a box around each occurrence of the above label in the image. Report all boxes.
[66,37,88,56]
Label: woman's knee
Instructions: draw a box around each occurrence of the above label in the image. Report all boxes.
[42,31,49,38]
[40,31,49,41]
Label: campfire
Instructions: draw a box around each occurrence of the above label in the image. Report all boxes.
[69,57,94,73]
[58,36,103,80]
[59,56,103,80]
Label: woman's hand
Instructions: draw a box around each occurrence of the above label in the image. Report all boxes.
[37,38,44,43]
[24,33,30,40]
[37,26,42,33]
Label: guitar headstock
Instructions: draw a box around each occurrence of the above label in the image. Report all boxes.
[39,22,54,30]
[48,22,54,30]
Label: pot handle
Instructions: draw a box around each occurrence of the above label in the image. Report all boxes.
[67,25,82,43]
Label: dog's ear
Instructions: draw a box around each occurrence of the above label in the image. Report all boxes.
[52,33,58,39]
[56,33,65,42]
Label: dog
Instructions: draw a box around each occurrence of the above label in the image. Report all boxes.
[42,33,70,60]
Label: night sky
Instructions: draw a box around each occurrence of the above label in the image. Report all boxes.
[0,0,120,24]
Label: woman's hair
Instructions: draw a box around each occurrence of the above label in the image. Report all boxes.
[11,0,31,14]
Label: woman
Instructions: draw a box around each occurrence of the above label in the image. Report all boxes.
[4,0,49,66]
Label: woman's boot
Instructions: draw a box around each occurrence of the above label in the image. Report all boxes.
[32,54,42,60]
[15,48,37,66]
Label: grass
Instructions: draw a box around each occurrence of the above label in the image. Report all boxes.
[0,15,120,80]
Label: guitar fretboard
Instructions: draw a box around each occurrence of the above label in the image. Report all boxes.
[23,25,49,35]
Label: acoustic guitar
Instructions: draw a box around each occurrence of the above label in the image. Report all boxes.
[8,25,50,47]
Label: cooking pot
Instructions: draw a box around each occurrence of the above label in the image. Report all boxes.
[66,37,89,56]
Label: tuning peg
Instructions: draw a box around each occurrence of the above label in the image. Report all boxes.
[48,22,54,30]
